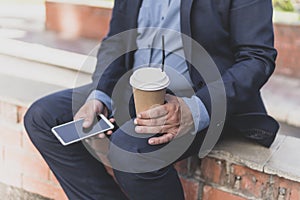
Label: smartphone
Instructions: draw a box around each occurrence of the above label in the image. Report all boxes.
[51,114,114,146]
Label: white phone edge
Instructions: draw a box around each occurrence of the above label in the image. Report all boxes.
[51,114,114,146]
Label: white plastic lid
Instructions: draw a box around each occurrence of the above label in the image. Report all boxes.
[130,68,170,91]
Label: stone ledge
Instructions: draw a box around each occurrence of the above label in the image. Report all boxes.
[209,131,300,183]
[262,74,300,128]
[208,135,285,172]
[0,38,96,75]
[273,11,300,25]
[0,38,93,102]
[192,155,300,199]
[264,136,300,183]
[0,73,64,107]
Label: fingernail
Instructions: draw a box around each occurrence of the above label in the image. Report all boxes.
[135,126,141,132]
[137,114,141,118]
[83,121,89,127]
[149,140,154,145]
[134,119,138,125]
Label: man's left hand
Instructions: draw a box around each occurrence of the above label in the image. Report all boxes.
[134,94,194,145]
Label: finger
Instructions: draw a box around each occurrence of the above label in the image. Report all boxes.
[82,111,95,128]
[148,133,175,145]
[83,103,99,128]
[74,109,86,121]
[137,105,168,119]
[74,113,81,121]
[98,133,106,139]
[165,94,178,103]
[106,118,115,135]
[135,125,173,134]
[106,130,113,135]
[109,118,115,123]
[134,115,167,126]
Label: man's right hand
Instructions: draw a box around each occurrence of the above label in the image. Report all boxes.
[74,99,114,138]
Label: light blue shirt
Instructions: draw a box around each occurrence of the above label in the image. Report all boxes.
[89,0,210,133]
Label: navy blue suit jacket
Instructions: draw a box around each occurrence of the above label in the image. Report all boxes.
[91,0,279,147]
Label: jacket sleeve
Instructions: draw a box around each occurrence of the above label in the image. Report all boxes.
[195,0,277,117]
[91,0,129,97]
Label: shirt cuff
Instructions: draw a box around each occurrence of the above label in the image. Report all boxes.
[87,90,113,116]
[182,95,210,134]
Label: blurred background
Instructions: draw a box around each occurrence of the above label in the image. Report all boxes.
[0,0,299,199]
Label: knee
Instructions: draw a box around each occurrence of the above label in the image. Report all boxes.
[113,165,174,184]
[24,98,50,128]
[108,120,157,153]
[108,123,168,174]
[23,97,58,143]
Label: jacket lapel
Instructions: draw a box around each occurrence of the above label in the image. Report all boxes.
[126,0,143,69]
[129,0,143,29]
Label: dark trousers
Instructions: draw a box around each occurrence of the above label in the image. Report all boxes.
[23,85,206,200]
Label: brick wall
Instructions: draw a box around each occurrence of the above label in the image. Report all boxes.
[45,1,112,40]
[1,102,300,199]
[0,101,67,200]
[175,157,300,200]
[274,23,300,78]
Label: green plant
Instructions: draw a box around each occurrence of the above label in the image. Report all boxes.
[273,0,294,12]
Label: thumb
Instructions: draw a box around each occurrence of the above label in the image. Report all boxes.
[82,113,94,128]
[165,94,177,103]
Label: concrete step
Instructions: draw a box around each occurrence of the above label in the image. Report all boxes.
[0,38,95,89]
[0,38,96,107]
[0,73,63,107]
[0,38,96,74]
[262,74,300,128]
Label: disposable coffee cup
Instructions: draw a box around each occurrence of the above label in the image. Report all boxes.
[130,68,170,115]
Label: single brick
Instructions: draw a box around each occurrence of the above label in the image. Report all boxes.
[0,164,22,188]
[272,176,300,200]
[3,144,48,180]
[202,185,246,200]
[49,170,61,187]
[0,102,18,123]
[232,164,270,198]
[46,2,112,40]
[22,154,49,181]
[22,175,62,199]
[274,24,300,78]
[174,159,188,175]
[0,124,22,147]
[0,144,4,164]
[17,106,28,124]
[22,129,41,156]
[53,188,68,200]
[180,176,200,200]
[200,157,227,185]
[3,146,26,173]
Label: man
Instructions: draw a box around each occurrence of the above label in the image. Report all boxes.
[24,0,279,199]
